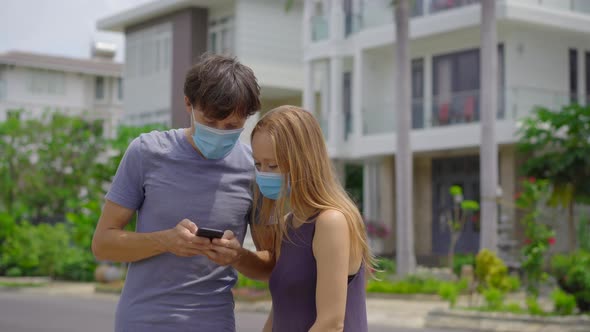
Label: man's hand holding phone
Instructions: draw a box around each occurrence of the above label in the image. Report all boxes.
[161,219,212,257]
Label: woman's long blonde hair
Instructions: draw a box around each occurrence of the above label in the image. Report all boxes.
[250,105,374,273]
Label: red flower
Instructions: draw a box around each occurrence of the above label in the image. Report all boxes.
[548,237,556,245]
[514,192,522,200]
[529,177,536,183]
[524,238,532,245]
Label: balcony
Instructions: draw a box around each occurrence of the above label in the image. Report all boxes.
[309,0,590,44]
[356,87,580,138]
[512,0,590,14]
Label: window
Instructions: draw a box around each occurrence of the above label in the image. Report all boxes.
[412,58,424,129]
[27,69,65,95]
[0,70,5,100]
[432,46,504,125]
[570,49,578,103]
[95,77,105,100]
[208,16,234,55]
[7,110,21,120]
[209,27,217,52]
[117,78,123,100]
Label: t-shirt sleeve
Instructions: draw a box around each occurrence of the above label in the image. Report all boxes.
[105,137,145,210]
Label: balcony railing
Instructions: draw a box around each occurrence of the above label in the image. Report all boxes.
[512,0,590,14]
[505,86,578,120]
[363,102,395,135]
[320,87,582,143]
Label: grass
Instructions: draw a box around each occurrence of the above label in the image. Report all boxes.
[0,281,47,288]
[94,280,124,294]
[367,275,468,295]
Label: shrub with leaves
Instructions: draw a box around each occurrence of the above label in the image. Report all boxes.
[552,288,577,316]
[475,249,518,292]
[515,178,555,298]
[517,104,590,251]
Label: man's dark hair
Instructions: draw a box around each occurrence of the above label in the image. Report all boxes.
[184,54,261,120]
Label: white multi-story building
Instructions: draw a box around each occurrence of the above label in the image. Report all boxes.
[97,0,304,141]
[0,49,123,137]
[302,0,590,260]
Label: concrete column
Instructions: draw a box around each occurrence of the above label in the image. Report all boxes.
[330,0,344,41]
[578,47,585,103]
[479,0,499,251]
[333,159,347,187]
[394,0,416,275]
[329,57,343,146]
[352,50,363,138]
[303,0,313,49]
[380,156,395,255]
[303,61,315,112]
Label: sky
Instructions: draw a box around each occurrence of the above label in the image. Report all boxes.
[0,0,153,62]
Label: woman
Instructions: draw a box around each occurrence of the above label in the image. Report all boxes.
[250,106,373,332]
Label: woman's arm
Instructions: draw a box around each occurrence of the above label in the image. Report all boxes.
[262,307,273,332]
[232,225,276,281]
[309,210,350,332]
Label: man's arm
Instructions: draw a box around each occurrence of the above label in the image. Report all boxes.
[92,200,211,262]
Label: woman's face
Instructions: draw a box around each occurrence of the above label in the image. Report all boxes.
[252,131,281,174]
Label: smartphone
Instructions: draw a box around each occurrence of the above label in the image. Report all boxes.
[196,227,225,240]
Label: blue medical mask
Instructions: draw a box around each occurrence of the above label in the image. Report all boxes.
[256,170,285,200]
[191,109,244,160]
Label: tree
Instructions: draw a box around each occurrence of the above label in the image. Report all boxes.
[517,104,590,251]
[0,110,108,223]
[445,186,480,271]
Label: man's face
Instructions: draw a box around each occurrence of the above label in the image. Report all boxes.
[185,96,247,131]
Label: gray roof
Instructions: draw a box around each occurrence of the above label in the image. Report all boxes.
[97,0,232,32]
[0,51,123,77]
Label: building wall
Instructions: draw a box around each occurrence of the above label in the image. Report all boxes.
[235,0,303,91]
[124,21,173,126]
[414,156,433,256]
[0,66,121,127]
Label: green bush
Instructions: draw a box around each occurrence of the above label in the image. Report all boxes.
[6,267,22,277]
[504,302,524,314]
[236,273,268,290]
[374,258,396,274]
[551,250,590,313]
[367,275,467,295]
[482,288,505,310]
[552,288,577,316]
[438,283,460,308]
[0,221,96,280]
[475,249,517,292]
[453,253,475,277]
[1,221,42,275]
[526,296,546,316]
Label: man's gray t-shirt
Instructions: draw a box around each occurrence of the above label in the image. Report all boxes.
[106,129,254,332]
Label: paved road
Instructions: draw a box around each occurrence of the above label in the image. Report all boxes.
[0,291,457,332]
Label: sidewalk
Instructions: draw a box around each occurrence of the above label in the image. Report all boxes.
[2,281,446,329]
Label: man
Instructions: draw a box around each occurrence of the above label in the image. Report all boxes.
[92,54,273,332]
